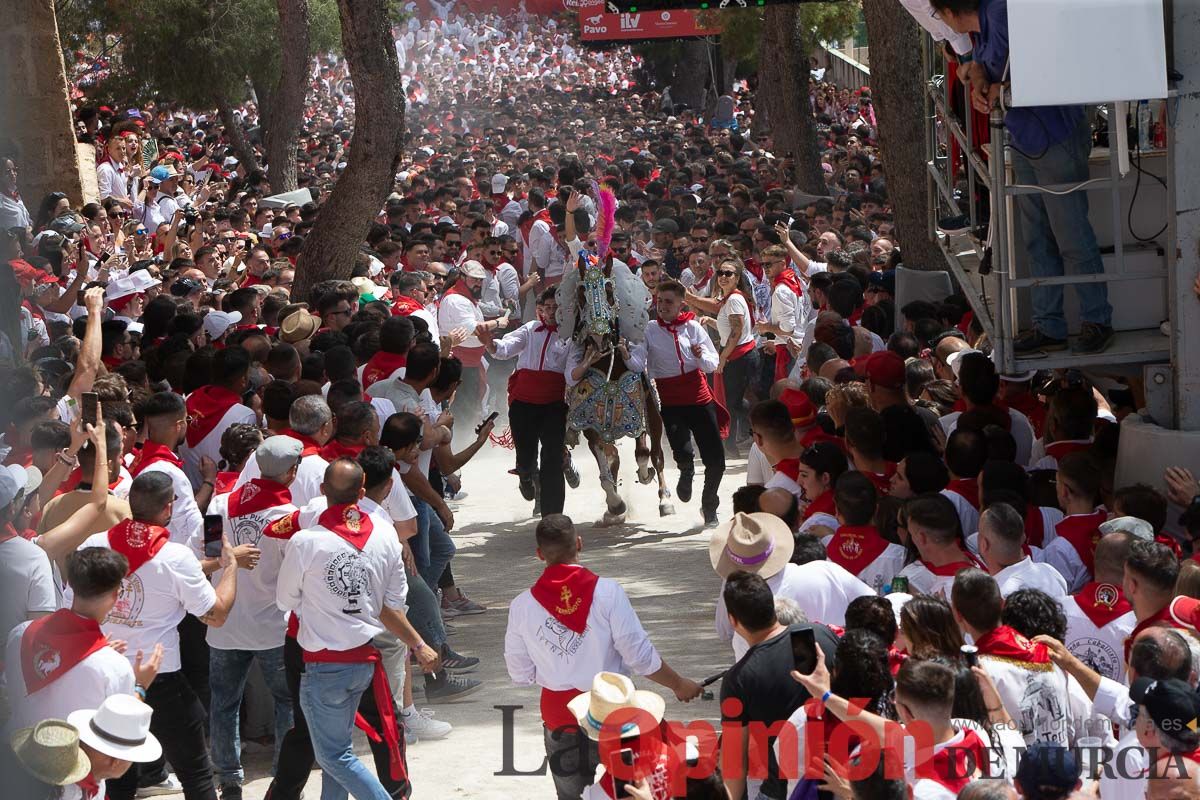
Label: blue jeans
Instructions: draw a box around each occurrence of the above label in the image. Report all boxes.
[403,566,445,649]
[1010,112,1113,339]
[300,662,393,800]
[209,646,293,787]
[410,497,455,593]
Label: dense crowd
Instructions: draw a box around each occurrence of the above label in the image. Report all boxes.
[2,2,1200,800]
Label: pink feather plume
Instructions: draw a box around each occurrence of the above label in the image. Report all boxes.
[594,185,617,260]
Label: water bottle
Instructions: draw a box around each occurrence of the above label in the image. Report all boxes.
[1137,99,1152,152]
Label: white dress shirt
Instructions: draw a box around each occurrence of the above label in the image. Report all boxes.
[492,320,570,372]
[939,407,1036,467]
[438,292,484,348]
[643,317,719,379]
[480,262,521,318]
[992,556,1069,599]
[96,160,132,204]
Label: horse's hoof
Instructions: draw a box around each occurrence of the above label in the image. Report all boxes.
[608,499,627,516]
[601,510,626,527]
[636,466,656,485]
[659,502,675,517]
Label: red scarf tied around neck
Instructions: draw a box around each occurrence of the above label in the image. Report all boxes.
[530,563,599,634]
[20,609,108,693]
[107,518,171,574]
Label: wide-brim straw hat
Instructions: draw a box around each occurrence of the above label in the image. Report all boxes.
[709,511,795,579]
[9,720,93,786]
[567,672,666,742]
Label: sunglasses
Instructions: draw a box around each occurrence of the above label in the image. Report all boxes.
[717,270,737,278]
[135,228,148,235]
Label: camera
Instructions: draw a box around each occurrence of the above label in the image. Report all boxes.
[183,208,198,225]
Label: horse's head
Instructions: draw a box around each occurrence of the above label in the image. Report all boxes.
[573,250,619,347]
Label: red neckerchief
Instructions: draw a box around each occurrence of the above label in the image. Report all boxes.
[530,563,599,634]
[827,524,891,577]
[20,609,108,694]
[975,624,1051,664]
[184,385,242,448]
[656,311,696,334]
[53,467,122,497]
[1045,439,1092,461]
[1073,581,1132,629]
[362,351,408,389]
[802,489,837,520]
[21,299,45,321]
[444,279,478,305]
[77,774,100,800]
[391,294,425,317]
[318,502,374,550]
[0,521,22,544]
[1125,603,1190,662]
[945,478,980,510]
[519,207,552,245]
[263,510,302,540]
[771,268,803,297]
[1054,509,1107,573]
[861,463,896,496]
[744,257,764,282]
[913,727,989,791]
[107,518,171,574]
[481,257,501,274]
[214,471,239,495]
[280,428,322,457]
[128,441,183,477]
[922,547,984,576]
[319,440,365,462]
[691,267,714,292]
[1004,390,1047,437]
[227,478,292,518]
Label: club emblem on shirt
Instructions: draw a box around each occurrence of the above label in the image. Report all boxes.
[233,513,265,547]
[1073,636,1120,681]
[126,521,151,547]
[344,507,362,532]
[33,645,60,679]
[1094,583,1119,609]
[241,482,260,503]
[107,574,145,627]
[839,536,863,560]
[556,585,581,616]
[325,550,369,615]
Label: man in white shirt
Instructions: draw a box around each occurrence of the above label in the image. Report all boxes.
[753,245,804,384]
[1061,532,1137,684]
[896,493,983,598]
[505,514,701,800]
[276,458,438,800]
[96,132,135,209]
[235,394,336,507]
[645,280,725,527]
[822,473,906,593]
[81,470,238,800]
[181,345,257,488]
[0,155,31,232]
[978,502,1068,599]
[206,437,302,797]
[437,260,492,439]
[478,238,521,424]
[0,464,56,642]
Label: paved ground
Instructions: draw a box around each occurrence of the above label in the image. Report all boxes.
[175,436,740,799]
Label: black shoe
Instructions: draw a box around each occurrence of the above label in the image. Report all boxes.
[676,471,694,503]
[517,473,535,501]
[937,214,970,236]
[220,786,243,800]
[703,509,719,528]
[440,643,480,674]
[1072,322,1114,354]
[564,458,581,489]
[424,672,482,702]
[1013,328,1068,354]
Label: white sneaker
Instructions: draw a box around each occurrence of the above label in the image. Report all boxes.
[403,707,453,741]
[136,775,183,797]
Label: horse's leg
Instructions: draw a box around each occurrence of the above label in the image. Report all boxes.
[604,441,626,520]
[634,433,655,484]
[585,430,626,520]
[647,396,674,517]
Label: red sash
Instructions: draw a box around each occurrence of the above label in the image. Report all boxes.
[530,563,599,634]
[945,478,980,510]
[1055,510,1107,573]
[914,727,989,792]
[802,489,836,521]
[128,441,183,477]
[303,644,406,781]
[279,429,323,457]
[541,687,582,731]
[655,370,713,407]
[509,325,566,404]
[1073,581,1132,629]
[319,440,365,462]
[228,478,292,518]
[318,503,374,549]
[185,386,242,448]
[390,295,425,317]
[20,609,108,694]
[453,344,487,368]
[975,624,1052,665]
[728,339,755,362]
[827,525,891,577]
[362,351,408,389]
[107,518,170,574]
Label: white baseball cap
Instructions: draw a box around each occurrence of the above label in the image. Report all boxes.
[203,310,242,341]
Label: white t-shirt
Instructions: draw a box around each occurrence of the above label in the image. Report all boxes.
[0,537,57,641]
[237,452,329,509]
[204,490,297,652]
[79,535,217,674]
[180,403,257,488]
[4,618,135,734]
[991,557,1069,599]
[716,293,754,348]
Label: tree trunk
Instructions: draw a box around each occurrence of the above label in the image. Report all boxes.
[266,0,310,193]
[759,6,825,195]
[217,94,260,172]
[293,0,405,300]
[861,0,941,269]
[671,40,708,112]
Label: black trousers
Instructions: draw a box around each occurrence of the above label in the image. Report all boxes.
[178,613,211,711]
[269,637,410,800]
[509,399,568,515]
[661,402,725,514]
[723,347,761,443]
[107,671,216,800]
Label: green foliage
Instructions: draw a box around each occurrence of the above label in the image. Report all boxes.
[56,0,341,108]
[696,0,860,74]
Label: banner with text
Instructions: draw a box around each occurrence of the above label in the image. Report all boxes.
[578,8,720,40]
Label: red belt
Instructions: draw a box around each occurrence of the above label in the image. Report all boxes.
[773,344,790,381]
[304,644,406,781]
[453,345,487,368]
[656,369,713,407]
[510,369,566,405]
[728,339,755,362]
[541,686,581,732]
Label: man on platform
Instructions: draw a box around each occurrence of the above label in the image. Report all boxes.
[642,280,725,527]
[478,287,570,515]
[504,514,702,800]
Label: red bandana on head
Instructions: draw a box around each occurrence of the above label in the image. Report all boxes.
[128,441,183,477]
[362,351,408,389]
[318,503,374,549]
[20,609,108,694]
[227,478,292,518]
[107,518,171,574]
[530,563,599,635]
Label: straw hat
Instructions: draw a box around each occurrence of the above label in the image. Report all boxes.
[9,720,93,786]
[279,309,320,344]
[709,512,795,579]
[567,672,666,742]
[68,694,161,763]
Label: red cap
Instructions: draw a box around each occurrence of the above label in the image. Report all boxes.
[864,351,906,391]
[1170,595,1200,630]
[779,387,815,428]
[10,259,56,289]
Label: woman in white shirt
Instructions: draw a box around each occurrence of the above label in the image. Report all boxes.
[685,257,761,455]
